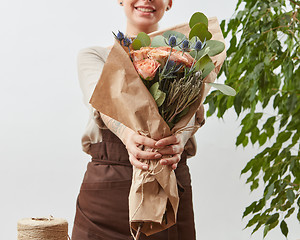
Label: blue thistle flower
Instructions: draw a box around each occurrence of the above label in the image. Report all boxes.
[122,37,132,47]
[194,41,203,51]
[168,35,177,47]
[194,38,206,52]
[113,30,125,42]
[116,31,125,41]
[180,39,190,51]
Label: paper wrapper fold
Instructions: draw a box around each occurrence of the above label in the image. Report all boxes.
[90,17,226,236]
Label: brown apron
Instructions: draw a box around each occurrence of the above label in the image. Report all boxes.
[71,129,196,240]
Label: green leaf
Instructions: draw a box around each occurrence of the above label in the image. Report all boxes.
[236,132,246,146]
[250,127,259,144]
[285,207,295,219]
[189,23,212,42]
[259,132,268,146]
[194,55,215,78]
[131,39,142,50]
[163,30,187,42]
[149,82,166,107]
[151,35,168,47]
[246,213,261,228]
[286,189,295,204]
[189,12,208,28]
[266,213,279,225]
[202,62,215,78]
[250,178,259,191]
[263,225,270,238]
[265,183,274,200]
[208,83,237,96]
[208,99,216,116]
[243,201,257,218]
[234,92,243,116]
[205,40,225,56]
[277,131,292,143]
[136,32,151,47]
[177,106,189,118]
[280,220,288,237]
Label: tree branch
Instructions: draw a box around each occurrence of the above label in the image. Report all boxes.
[289,0,300,7]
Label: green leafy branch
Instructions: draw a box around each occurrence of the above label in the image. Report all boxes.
[206,0,300,238]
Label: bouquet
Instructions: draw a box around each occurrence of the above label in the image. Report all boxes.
[90,12,234,238]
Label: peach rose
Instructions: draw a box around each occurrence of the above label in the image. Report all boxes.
[133,59,161,80]
[148,46,195,68]
[169,52,190,66]
[131,47,152,62]
[182,52,195,68]
[147,48,169,66]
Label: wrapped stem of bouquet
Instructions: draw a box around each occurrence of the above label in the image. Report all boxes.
[90,13,233,237]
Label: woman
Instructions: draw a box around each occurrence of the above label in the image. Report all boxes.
[71,0,205,239]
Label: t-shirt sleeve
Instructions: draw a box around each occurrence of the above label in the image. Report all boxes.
[77,46,110,128]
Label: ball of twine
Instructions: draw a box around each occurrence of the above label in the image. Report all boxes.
[17,215,70,240]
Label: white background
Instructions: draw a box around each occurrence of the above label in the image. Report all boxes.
[0,0,299,239]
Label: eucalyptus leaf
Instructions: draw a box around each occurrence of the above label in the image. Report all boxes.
[194,55,212,71]
[189,12,208,28]
[208,83,237,96]
[189,47,211,61]
[149,82,166,107]
[202,62,215,78]
[151,35,168,47]
[163,30,187,42]
[132,39,142,50]
[205,40,225,56]
[189,23,212,42]
[136,32,151,47]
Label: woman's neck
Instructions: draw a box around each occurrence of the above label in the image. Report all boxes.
[126,22,159,37]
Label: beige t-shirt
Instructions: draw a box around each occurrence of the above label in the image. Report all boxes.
[77,46,205,157]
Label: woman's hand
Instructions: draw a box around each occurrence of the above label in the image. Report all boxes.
[122,128,162,170]
[155,134,185,170]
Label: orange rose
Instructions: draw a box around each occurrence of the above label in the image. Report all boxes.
[131,47,152,62]
[133,59,161,80]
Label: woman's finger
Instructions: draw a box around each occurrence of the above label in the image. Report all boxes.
[155,135,180,148]
[157,145,183,155]
[128,153,149,170]
[160,154,181,166]
[172,163,178,170]
[128,145,162,160]
[133,134,157,148]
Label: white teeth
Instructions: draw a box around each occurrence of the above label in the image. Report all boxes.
[136,7,155,12]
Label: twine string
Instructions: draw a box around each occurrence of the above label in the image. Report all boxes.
[18,215,70,240]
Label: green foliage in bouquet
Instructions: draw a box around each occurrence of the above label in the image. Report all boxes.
[206,0,299,238]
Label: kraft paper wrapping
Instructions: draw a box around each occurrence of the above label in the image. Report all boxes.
[90,17,226,236]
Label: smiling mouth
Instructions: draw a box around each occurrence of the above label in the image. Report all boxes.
[135,7,156,13]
